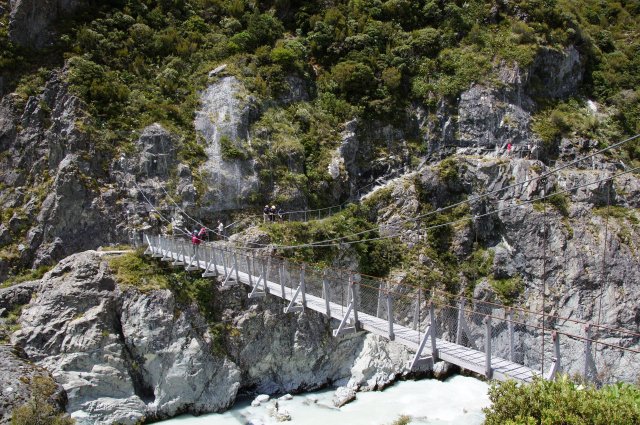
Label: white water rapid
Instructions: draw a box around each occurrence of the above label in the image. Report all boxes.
[156,375,490,425]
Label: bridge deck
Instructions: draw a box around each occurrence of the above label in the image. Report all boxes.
[157,246,538,383]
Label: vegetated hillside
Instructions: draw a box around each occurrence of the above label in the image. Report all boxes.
[0,0,638,277]
[1,1,640,422]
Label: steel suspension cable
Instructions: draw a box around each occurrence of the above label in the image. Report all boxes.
[245,133,640,249]
[264,165,640,250]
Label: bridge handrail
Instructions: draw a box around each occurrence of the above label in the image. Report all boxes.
[160,233,640,341]
[145,234,640,384]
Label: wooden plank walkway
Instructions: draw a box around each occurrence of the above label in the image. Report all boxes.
[149,241,539,383]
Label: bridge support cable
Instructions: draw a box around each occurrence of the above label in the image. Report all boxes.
[284,264,306,313]
[185,245,201,271]
[409,302,437,370]
[583,324,597,381]
[376,283,384,319]
[249,255,270,298]
[456,299,479,350]
[386,284,395,341]
[412,293,420,330]
[220,251,239,286]
[485,316,493,379]
[172,241,186,266]
[332,274,360,337]
[202,245,219,278]
[544,331,562,380]
[161,238,174,262]
[322,270,331,318]
[507,308,515,362]
[278,260,287,299]
[150,235,163,258]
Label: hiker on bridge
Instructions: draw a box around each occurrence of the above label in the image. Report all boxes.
[217,220,224,240]
[191,227,206,245]
[263,205,270,223]
[270,205,277,222]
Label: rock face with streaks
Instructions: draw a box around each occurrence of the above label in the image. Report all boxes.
[10,251,240,424]
[195,76,260,211]
[3,250,412,423]
[365,152,640,381]
[0,344,68,424]
[8,0,87,48]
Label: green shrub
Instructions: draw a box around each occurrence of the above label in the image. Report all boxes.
[484,376,640,425]
[547,192,570,217]
[219,135,248,160]
[11,375,75,425]
[1,265,53,288]
[107,250,169,291]
[489,275,523,305]
[437,157,459,183]
[593,205,639,225]
[533,187,570,217]
[460,247,494,293]
[326,60,376,102]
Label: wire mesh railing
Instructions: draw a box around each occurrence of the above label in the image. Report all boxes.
[144,234,640,384]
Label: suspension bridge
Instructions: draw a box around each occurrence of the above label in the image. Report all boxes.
[143,235,640,384]
[134,134,640,384]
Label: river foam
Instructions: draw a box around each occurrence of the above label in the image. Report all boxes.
[156,375,490,424]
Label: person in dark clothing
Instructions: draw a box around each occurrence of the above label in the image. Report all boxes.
[263,205,270,223]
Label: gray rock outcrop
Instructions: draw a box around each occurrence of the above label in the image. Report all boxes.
[195,76,259,211]
[5,250,413,423]
[8,0,86,48]
[0,344,68,424]
[12,251,240,424]
[367,153,640,381]
[444,46,584,155]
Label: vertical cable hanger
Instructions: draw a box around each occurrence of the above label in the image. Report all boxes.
[595,181,611,370]
[541,176,548,373]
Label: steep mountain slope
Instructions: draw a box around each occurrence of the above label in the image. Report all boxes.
[0,0,639,422]
[0,0,638,279]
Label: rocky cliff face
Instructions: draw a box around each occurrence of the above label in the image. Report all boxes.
[2,251,412,424]
[0,69,118,275]
[8,0,87,48]
[0,20,638,422]
[365,152,639,381]
[11,251,240,424]
[195,76,259,211]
